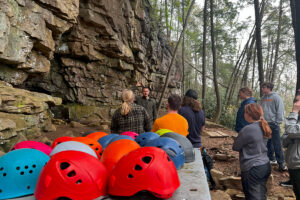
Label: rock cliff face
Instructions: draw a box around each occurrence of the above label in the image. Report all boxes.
[0,0,181,147]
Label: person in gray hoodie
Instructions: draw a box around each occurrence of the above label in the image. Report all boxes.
[260,82,287,171]
[282,90,300,199]
[233,103,271,200]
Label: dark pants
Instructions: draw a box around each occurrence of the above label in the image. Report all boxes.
[267,123,284,166]
[289,169,300,200]
[241,163,271,200]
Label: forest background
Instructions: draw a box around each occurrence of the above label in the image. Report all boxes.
[151,0,297,130]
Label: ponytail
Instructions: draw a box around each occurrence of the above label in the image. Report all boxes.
[121,102,131,116]
[120,89,134,116]
[244,103,272,138]
[260,117,272,139]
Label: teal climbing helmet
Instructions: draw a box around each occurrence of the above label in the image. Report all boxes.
[0,148,50,199]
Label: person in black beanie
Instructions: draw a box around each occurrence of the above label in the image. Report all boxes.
[178,89,206,147]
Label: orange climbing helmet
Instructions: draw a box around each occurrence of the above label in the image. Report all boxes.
[71,137,103,159]
[108,147,180,199]
[86,131,108,141]
[100,139,140,173]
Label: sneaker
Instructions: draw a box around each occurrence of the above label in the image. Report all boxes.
[270,160,277,165]
[279,180,293,187]
[278,165,288,172]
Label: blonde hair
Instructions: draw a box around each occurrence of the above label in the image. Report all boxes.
[244,103,272,138]
[121,89,134,116]
[239,87,253,97]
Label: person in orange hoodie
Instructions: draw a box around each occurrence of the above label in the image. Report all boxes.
[152,94,189,137]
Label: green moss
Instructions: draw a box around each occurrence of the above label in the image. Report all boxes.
[64,104,99,121]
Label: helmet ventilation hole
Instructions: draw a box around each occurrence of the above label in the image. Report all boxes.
[128,174,134,178]
[134,164,142,171]
[57,197,72,200]
[157,146,162,148]
[20,172,24,175]
[76,179,82,184]
[29,170,33,174]
[32,164,36,168]
[16,166,20,170]
[67,170,76,177]
[89,144,93,146]
[0,189,2,193]
[0,167,3,171]
[167,156,171,162]
[60,162,70,170]
[3,173,6,177]
[95,148,99,151]
[25,165,28,169]
[141,156,152,164]
[27,186,30,189]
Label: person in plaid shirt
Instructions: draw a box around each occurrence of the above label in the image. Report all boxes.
[111,89,151,134]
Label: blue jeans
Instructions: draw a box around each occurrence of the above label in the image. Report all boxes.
[267,123,284,166]
[241,163,271,200]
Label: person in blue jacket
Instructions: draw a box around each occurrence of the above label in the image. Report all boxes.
[235,87,256,132]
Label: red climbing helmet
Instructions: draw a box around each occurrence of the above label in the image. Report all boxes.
[51,136,73,149]
[108,147,180,199]
[34,151,108,200]
[72,137,103,159]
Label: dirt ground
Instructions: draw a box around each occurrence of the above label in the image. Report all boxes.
[202,126,295,200]
[38,121,295,200]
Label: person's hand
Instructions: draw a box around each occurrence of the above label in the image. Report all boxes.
[292,100,300,113]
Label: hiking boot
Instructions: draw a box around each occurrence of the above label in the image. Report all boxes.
[270,160,277,165]
[279,180,293,187]
[278,165,288,172]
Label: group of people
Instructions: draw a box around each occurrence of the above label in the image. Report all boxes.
[233,82,300,199]
[110,83,300,200]
[111,87,205,148]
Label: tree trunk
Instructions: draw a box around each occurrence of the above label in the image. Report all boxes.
[254,0,265,96]
[241,36,256,87]
[165,0,170,39]
[202,0,208,108]
[290,0,300,90]
[224,26,255,105]
[182,0,185,95]
[252,45,256,89]
[270,0,283,83]
[267,36,274,81]
[170,0,174,39]
[210,0,221,122]
[157,0,196,113]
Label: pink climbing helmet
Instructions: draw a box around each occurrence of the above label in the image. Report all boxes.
[11,141,52,155]
[120,131,139,139]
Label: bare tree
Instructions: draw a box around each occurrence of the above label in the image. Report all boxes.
[210,0,221,122]
[202,0,208,108]
[290,0,300,90]
[157,0,196,113]
[182,0,185,94]
[270,0,283,83]
[254,0,265,95]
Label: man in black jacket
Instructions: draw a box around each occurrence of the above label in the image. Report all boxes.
[135,87,157,125]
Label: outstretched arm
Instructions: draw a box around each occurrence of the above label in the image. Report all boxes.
[285,100,300,139]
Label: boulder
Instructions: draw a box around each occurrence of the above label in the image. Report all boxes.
[219,176,243,190]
